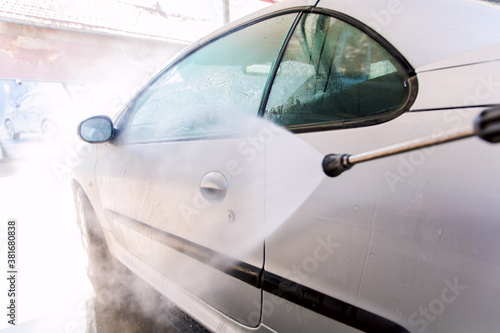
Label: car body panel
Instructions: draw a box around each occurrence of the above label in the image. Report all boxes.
[416,43,500,73]
[94,135,266,326]
[71,1,500,332]
[262,291,362,333]
[107,234,277,333]
[264,107,500,332]
[411,60,500,111]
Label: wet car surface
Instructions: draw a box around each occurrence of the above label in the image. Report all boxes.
[72,0,500,332]
[1,0,500,332]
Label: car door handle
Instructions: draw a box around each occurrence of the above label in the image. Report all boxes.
[200,171,227,202]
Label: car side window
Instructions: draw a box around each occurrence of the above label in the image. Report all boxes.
[264,13,411,129]
[19,95,35,109]
[122,14,297,143]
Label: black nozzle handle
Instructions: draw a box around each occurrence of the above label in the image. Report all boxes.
[322,154,353,177]
[475,107,500,143]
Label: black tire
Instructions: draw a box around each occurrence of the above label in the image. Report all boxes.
[76,187,118,292]
[75,187,137,310]
[5,120,19,140]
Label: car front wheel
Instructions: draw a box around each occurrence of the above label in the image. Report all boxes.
[75,187,139,310]
[75,187,118,292]
[5,120,19,140]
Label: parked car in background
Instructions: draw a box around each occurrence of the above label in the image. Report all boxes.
[3,83,72,142]
[72,0,500,332]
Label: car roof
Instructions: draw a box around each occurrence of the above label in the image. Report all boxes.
[199,0,500,73]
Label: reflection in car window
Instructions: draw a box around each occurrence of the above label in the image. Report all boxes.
[123,14,298,142]
[265,13,411,129]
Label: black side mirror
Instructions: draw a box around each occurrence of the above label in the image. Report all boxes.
[77,116,114,143]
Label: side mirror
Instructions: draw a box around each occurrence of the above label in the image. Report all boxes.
[77,116,114,143]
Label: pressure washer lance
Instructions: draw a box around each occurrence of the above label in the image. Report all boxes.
[323,107,500,177]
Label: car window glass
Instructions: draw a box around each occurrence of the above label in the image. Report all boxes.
[19,95,35,109]
[123,14,297,142]
[264,13,411,129]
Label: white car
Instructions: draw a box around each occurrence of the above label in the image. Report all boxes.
[3,83,73,142]
[72,0,500,332]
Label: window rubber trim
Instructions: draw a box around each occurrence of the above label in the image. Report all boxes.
[259,7,419,134]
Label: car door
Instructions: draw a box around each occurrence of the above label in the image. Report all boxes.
[259,11,417,332]
[93,13,299,327]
